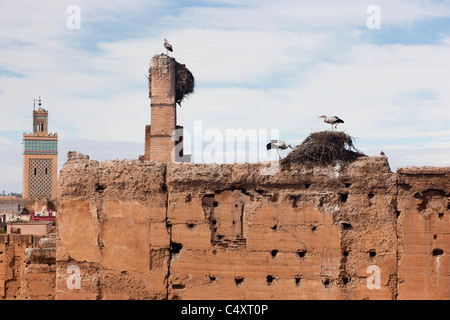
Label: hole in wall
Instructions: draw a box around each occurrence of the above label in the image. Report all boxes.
[271,250,278,258]
[172,284,186,290]
[323,279,330,287]
[413,192,422,199]
[368,193,375,199]
[187,223,195,229]
[256,190,264,194]
[95,184,106,192]
[297,250,307,258]
[305,183,311,189]
[438,212,444,219]
[342,276,350,285]
[344,183,352,188]
[369,250,376,258]
[234,277,244,286]
[271,224,278,231]
[341,222,353,230]
[343,251,349,257]
[295,277,301,285]
[185,194,192,203]
[289,195,299,208]
[266,275,274,284]
[311,226,317,232]
[433,235,438,240]
[213,201,219,207]
[339,193,348,203]
[170,242,183,254]
[318,196,326,207]
[432,248,444,256]
[209,275,216,282]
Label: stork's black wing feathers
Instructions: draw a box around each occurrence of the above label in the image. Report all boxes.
[267,140,282,150]
[164,42,173,52]
[333,116,344,123]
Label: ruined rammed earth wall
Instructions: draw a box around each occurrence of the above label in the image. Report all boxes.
[0,233,56,300]
[54,157,449,300]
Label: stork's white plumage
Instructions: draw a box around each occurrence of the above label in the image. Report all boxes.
[319,115,344,129]
[266,140,293,159]
[164,39,173,55]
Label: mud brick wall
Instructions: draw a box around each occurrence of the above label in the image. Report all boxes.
[24,234,56,300]
[165,158,398,300]
[53,156,448,300]
[55,159,168,299]
[396,167,449,299]
[0,233,55,300]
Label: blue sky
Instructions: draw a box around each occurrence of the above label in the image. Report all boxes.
[1,0,450,193]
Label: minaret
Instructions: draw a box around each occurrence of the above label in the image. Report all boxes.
[22,97,58,199]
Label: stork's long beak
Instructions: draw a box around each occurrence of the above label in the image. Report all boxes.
[289,145,293,150]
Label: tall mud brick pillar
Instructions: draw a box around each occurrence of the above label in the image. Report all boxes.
[145,54,184,163]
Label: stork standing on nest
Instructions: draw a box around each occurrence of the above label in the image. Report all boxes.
[319,115,344,130]
[266,140,293,160]
[164,39,173,55]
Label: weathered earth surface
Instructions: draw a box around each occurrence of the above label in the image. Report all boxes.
[52,157,449,300]
[1,156,448,300]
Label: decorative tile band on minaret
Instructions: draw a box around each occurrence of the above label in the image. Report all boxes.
[22,97,58,200]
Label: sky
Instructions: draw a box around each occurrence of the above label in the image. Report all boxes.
[1,0,450,194]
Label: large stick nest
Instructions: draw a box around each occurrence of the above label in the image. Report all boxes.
[148,54,195,105]
[281,131,366,168]
[174,61,195,104]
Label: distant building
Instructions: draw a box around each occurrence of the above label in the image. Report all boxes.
[6,221,54,235]
[0,196,27,214]
[22,97,58,200]
[30,209,56,222]
[0,214,5,231]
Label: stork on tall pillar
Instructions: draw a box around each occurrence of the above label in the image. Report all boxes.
[164,39,173,55]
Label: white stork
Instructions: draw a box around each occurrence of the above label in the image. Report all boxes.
[164,39,173,55]
[319,115,344,130]
[266,140,293,160]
